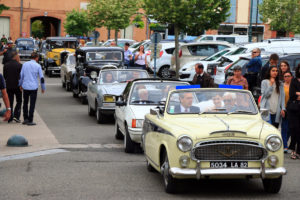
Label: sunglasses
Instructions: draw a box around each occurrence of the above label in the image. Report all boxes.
[284,75,291,78]
[252,51,258,54]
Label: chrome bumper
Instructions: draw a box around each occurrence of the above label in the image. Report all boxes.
[128,127,142,143]
[170,167,287,179]
[48,66,61,71]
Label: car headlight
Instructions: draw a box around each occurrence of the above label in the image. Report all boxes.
[265,135,282,152]
[177,135,193,152]
[132,119,144,128]
[103,95,115,102]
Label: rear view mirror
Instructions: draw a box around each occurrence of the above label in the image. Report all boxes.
[150,108,161,118]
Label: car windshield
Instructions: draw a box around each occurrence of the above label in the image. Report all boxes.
[130,41,144,49]
[203,49,230,61]
[130,82,188,105]
[49,40,77,49]
[167,90,257,114]
[228,47,247,55]
[86,51,123,61]
[17,40,34,46]
[99,70,148,84]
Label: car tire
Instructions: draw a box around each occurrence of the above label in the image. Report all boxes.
[158,66,170,78]
[162,151,178,193]
[81,96,88,105]
[146,159,156,172]
[124,124,136,153]
[96,107,105,124]
[262,176,282,193]
[88,102,95,116]
[48,70,53,77]
[115,120,124,140]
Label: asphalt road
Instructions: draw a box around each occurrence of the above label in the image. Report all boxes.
[0,73,300,199]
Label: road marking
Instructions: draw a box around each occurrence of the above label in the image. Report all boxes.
[0,149,68,162]
[46,83,62,86]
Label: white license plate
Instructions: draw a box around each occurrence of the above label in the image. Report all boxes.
[207,69,212,73]
[210,161,248,168]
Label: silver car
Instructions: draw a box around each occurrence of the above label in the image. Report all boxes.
[87,69,149,123]
[60,54,76,91]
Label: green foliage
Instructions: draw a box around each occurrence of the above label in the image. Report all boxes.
[149,23,167,32]
[259,0,300,34]
[31,20,44,38]
[132,15,145,29]
[64,9,93,36]
[0,4,9,14]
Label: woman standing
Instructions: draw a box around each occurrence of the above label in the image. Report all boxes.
[287,64,300,159]
[279,61,291,81]
[134,45,146,70]
[281,71,293,153]
[260,66,285,128]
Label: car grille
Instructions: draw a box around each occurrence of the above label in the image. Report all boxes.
[19,50,32,55]
[179,74,190,79]
[191,140,268,161]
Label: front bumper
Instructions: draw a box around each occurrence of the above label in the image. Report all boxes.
[128,127,142,143]
[99,103,116,115]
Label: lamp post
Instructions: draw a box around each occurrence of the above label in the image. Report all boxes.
[248,0,253,43]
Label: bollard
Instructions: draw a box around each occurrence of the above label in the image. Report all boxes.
[7,135,28,147]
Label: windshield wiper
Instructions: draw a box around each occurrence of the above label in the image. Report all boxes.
[199,108,227,115]
[228,110,254,115]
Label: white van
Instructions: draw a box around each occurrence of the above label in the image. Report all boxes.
[194,35,249,44]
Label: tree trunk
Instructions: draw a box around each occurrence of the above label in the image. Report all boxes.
[174,25,180,79]
[115,29,118,46]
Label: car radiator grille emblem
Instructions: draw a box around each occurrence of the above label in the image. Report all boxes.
[217,147,239,158]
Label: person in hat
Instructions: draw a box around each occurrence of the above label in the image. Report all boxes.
[227,65,248,89]
[0,40,16,65]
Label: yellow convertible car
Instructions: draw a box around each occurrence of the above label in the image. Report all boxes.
[142,87,286,193]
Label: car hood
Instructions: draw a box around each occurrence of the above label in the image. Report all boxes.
[88,61,121,68]
[129,105,158,119]
[166,115,263,140]
[101,83,127,96]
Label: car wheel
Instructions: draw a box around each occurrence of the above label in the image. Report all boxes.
[124,124,136,153]
[81,96,88,104]
[159,66,170,78]
[146,159,156,172]
[62,77,66,88]
[161,151,178,193]
[262,176,282,193]
[115,120,124,140]
[96,107,105,124]
[48,70,52,77]
[88,102,95,116]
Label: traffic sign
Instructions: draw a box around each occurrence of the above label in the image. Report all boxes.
[150,33,162,43]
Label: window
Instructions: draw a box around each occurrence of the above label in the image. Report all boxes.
[200,36,213,41]
[294,59,300,72]
[216,37,235,44]
[225,0,236,23]
[165,48,175,54]
[188,45,218,56]
[217,45,229,51]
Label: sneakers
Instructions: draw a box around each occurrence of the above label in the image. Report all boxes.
[22,119,29,125]
[13,117,21,123]
[27,122,37,126]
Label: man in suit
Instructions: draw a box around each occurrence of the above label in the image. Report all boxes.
[223,92,237,112]
[192,63,214,88]
[175,92,200,113]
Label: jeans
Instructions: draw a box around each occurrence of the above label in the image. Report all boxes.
[246,73,258,92]
[23,89,38,122]
[281,116,290,149]
[7,88,22,120]
[270,114,279,128]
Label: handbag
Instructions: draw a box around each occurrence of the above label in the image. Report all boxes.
[287,100,300,112]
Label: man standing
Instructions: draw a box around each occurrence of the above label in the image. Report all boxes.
[19,52,46,126]
[0,73,11,121]
[124,42,133,68]
[192,63,214,87]
[3,52,22,123]
[0,41,16,65]
[260,53,279,80]
[246,48,262,91]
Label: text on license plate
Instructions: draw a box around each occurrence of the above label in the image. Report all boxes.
[210,161,248,168]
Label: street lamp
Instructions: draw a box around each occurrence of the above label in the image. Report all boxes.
[249,0,253,43]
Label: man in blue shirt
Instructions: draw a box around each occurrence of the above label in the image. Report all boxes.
[246,48,262,92]
[19,52,46,125]
[124,42,133,68]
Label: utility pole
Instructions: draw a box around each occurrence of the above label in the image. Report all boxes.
[248,0,253,43]
[20,0,23,37]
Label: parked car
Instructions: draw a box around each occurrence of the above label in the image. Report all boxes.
[15,38,37,60]
[43,37,78,77]
[114,79,189,153]
[170,41,233,76]
[87,69,149,123]
[193,34,249,44]
[143,87,286,193]
[72,47,124,104]
[102,39,136,47]
[129,40,151,53]
[60,53,76,91]
[38,40,47,68]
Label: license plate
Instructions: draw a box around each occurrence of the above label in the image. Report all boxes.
[207,69,212,73]
[210,161,248,168]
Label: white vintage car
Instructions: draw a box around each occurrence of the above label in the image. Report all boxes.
[60,53,76,91]
[114,79,189,153]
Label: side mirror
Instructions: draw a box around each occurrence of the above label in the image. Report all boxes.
[90,71,98,79]
[150,108,160,118]
[116,100,125,107]
[260,108,269,116]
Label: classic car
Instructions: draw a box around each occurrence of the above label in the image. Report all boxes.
[60,53,76,91]
[87,69,149,123]
[15,38,37,60]
[142,87,286,193]
[114,79,189,153]
[38,40,47,68]
[72,47,125,104]
[43,37,78,77]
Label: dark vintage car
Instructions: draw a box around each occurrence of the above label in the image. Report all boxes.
[43,37,78,77]
[72,47,125,103]
[15,38,37,60]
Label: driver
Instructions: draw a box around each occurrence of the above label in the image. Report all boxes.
[137,89,148,104]
[103,72,115,83]
[223,92,237,112]
[128,71,141,81]
[175,92,200,113]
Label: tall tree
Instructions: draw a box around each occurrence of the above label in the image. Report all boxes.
[143,0,230,78]
[87,0,141,45]
[259,0,300,36]
[0,4,9,14]
[31,20,44,38]
[64,9,93,37]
